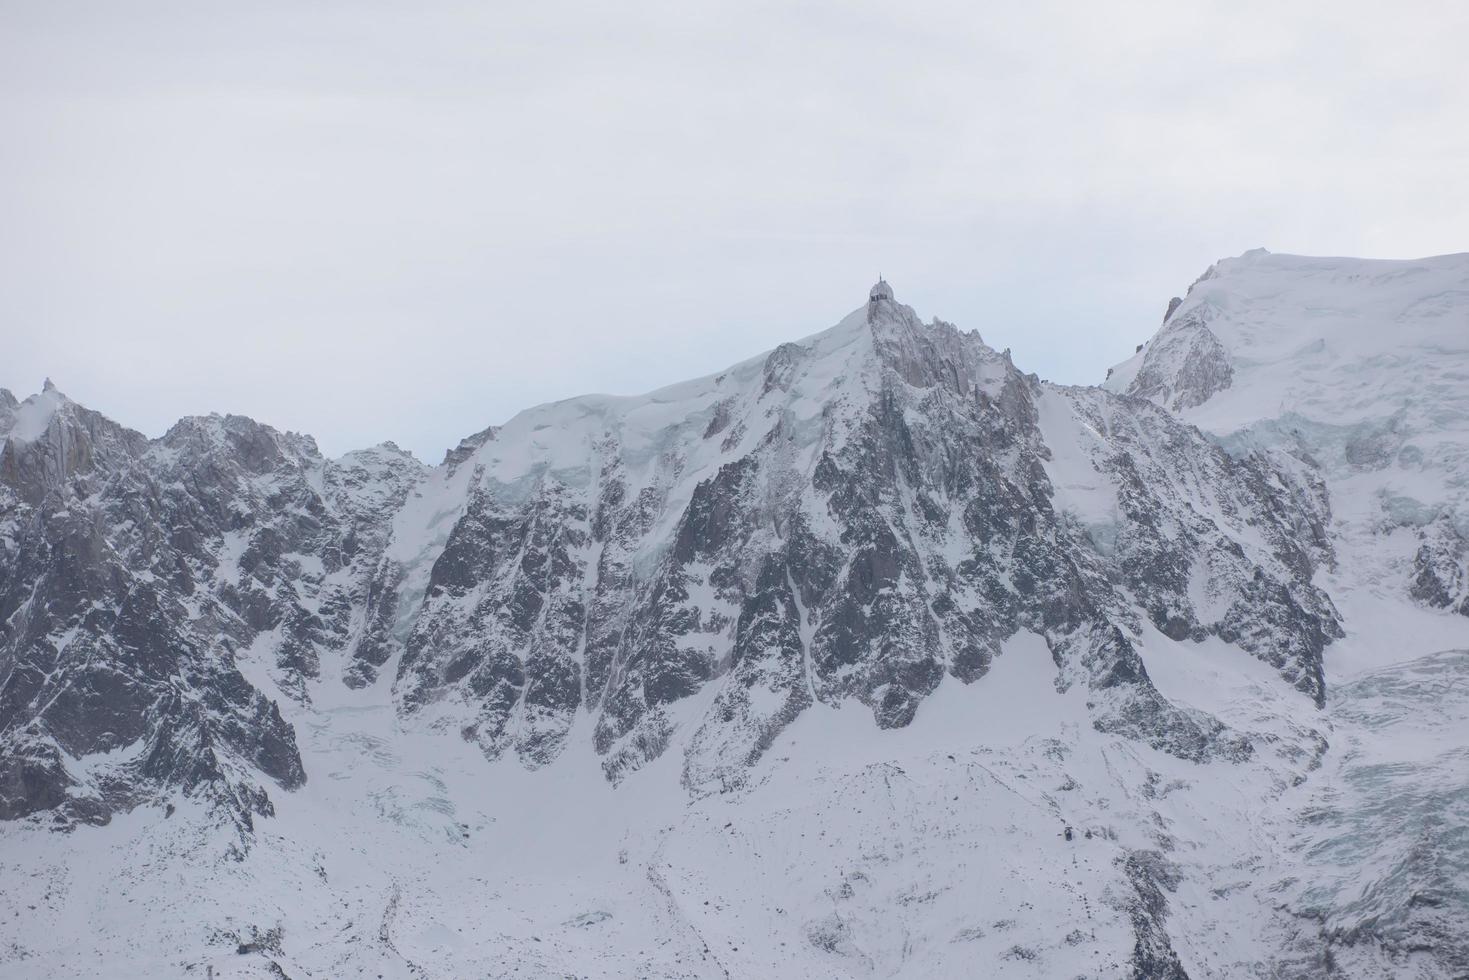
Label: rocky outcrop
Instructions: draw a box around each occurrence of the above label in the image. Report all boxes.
[1105,249,1469,622]
[5,259,1465,979]
[0,390,422,828]
[389,288,1336,791]
[1124,309,1234,411]
[1410,517,1469,616]
[1,281,1344,827]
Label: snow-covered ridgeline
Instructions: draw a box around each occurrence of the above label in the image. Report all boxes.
[0,258,1466,978]
[1106,249,1469,619]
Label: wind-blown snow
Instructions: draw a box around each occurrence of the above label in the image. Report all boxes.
[4,387,65,443]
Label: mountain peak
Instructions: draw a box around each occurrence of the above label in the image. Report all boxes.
[5,383,70,442]
[4,257,1466,976]
[1107,249,1469,431]
[1108,248,1469,619]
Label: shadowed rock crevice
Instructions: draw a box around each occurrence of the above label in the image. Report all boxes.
[2,283,1340,824]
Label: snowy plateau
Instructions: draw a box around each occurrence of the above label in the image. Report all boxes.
[1,251,1467,979]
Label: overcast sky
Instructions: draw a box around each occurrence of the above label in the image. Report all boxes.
[3,1,1466,461]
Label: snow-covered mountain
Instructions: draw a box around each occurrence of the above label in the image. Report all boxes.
[1104,249,1469,619]
[1,259,1466,979]
[1101,249,1469,979]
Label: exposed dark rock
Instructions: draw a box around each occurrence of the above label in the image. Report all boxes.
[1118,849,1190,980]
[1410,518,1468,616]
[1,297,1341,830]
[1126,309,1234,411]
[0,390,420,828]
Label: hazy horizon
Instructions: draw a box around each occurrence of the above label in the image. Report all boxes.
[6,246,1466,464]
[5,1,1466,460]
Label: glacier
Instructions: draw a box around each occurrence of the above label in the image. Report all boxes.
[1,256,1466,978]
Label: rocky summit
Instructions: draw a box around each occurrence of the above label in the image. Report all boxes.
[2,254,1467,979]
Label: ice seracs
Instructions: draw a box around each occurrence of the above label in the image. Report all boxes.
[1105,247,1469,619]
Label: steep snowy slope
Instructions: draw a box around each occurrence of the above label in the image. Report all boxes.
[1105,249,1469,618]
[1106,250,1469,977]
[0,628,1320,980]
[0,268,1465,978]
[375,283,1334,794]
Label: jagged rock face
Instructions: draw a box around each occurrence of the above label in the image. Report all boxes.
[2,287,1344,829]
[1105,248,1469,618]
[0,391,423,827]
[1117,849,1189,980]
[1411,517,1469,616]
[1096,251,1469,977]
[391,293,1337,790]
[1051,388,1341,703]
[1124,308,1233,411]
[2,265,1465,978]
[0,382,149,506]
[398,477,590,765]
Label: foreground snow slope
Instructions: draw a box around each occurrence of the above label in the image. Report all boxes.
[0,630,1324,979]
[3,608,1462,979]
[1,264,1467,978]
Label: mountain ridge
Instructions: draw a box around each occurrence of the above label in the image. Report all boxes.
[2,254,1466,979]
